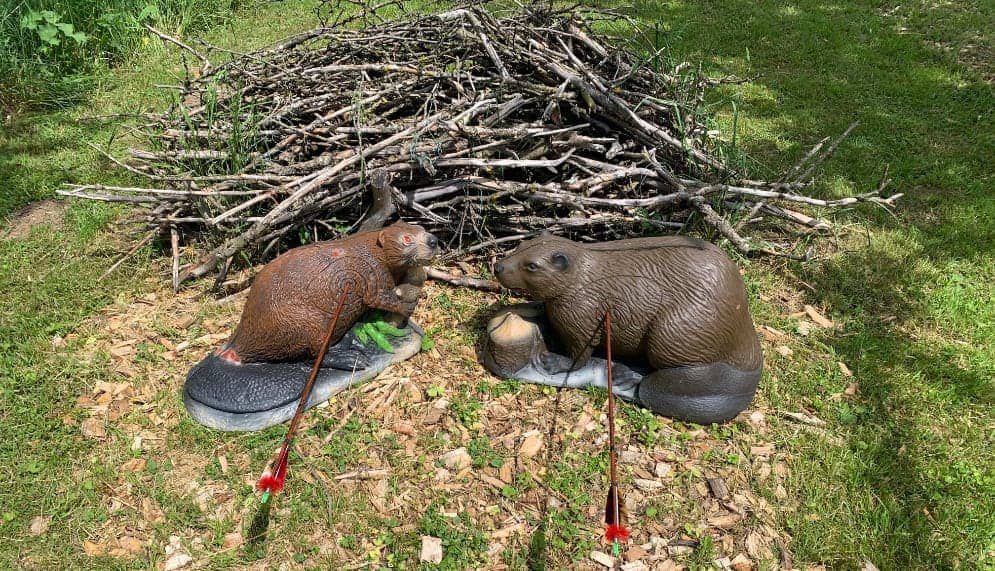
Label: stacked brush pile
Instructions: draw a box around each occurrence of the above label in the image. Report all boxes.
[61,1,899,287]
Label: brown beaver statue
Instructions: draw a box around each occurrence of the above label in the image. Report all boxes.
[183,221,439,431]
[484,232,763,424]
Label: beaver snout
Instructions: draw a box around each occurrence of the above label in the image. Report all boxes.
[410,231,441,264]
[493,262,525,291]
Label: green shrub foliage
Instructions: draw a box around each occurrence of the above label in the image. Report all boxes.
[1,0,243,108]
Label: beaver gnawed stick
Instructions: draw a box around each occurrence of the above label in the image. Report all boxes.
[63,1,900,284]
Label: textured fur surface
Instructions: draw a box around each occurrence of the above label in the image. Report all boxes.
[228,221,438,363]
[490,234,763,423]
[495,233,762,370]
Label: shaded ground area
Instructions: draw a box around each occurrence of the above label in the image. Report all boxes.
[619,0,994,566]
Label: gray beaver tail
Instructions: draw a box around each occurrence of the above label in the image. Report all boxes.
[635,362,762,425]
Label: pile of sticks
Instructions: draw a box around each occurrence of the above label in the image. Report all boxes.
[62,1,900,287]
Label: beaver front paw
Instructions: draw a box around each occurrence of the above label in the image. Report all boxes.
[394,283,422,314]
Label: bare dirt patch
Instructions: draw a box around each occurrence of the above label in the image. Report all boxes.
[3,199,66,240]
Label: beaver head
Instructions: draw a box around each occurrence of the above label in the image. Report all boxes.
[493,233,588,300]
[378,221,440,267]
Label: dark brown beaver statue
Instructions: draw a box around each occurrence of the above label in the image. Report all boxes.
[183,221,439,431]
[485,232,763,424]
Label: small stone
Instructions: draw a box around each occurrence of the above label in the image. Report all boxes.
[222,532,243,549]
[165,535,182,555]
[620,450,642,464]
[420,536,443,564]
[590,550,615,568]
[519,431,543,458]
[440,448,471,470]
[714,556,733,569]
[634,478,663,490]
[775,345,793,357]
[654,462,672,478]
[163,552,192,571]
[29,516,50,536]
[499,462,514,483]
[621,561,648,571]
[668,545,693,556]
[838,361,853,377]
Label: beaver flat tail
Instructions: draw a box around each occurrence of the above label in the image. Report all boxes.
[634,362,762,424]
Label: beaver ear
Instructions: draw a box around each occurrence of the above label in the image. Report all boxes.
[550,252,569,271]
[377,229,387,246]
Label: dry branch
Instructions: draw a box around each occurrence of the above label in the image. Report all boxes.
[61,1,899,285]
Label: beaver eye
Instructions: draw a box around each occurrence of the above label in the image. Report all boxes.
[525,262,539,271]
[401,234,413,245]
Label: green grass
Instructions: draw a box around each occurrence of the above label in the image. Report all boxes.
[0,0,246,109]
[610,0,994,567]
[0,2,331,568]
[0,202,147,567]
[0,0,327,218]
[1,0,993,568]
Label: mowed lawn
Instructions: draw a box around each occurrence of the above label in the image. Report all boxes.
[1,0,993,569]
[616,0,995,568]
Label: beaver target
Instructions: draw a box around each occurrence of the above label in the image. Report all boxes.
[484,233,763,424]
[183,221,439,431]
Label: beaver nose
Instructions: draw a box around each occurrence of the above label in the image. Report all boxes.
[495,262,505,274]
[426,235,438,249]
